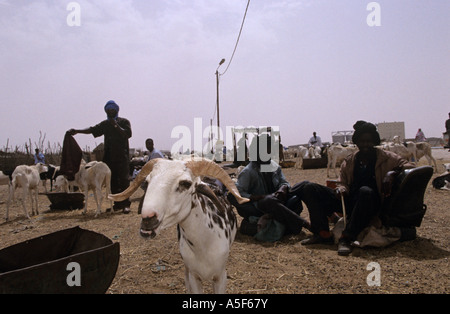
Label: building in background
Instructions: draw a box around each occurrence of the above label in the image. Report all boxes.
[330,121,406,144]
[331,130,354,144]
[376,122,405,142]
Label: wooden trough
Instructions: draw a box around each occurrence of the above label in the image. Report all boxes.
[0,226,120,294]
[45,192,85,210]
[302,156,328,169]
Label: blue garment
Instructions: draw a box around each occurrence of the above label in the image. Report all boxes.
[104,100,119,120]
[104,100,119,112]
[235,161,290,200]
[34,152,45,164]
[231,161,307,236]
[145,149,165,161]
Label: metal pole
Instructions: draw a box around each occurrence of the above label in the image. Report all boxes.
[216,69,220,141]
[215,59,225,142]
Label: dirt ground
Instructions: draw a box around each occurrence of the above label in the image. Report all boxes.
[0,149,449,294]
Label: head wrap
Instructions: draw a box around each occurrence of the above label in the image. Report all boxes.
[104,100,119,120]
[104,100,119,112]
[352,120,381,145]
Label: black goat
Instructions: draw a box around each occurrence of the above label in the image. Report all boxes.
[40,164,61,192]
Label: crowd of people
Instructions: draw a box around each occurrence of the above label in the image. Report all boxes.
[33,100,443,256]
[228,121,419,255]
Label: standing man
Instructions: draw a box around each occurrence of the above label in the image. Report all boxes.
[68,100,132,214]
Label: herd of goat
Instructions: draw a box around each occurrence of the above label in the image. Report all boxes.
[0,159,112,220]
[287,135,439,177]
[0,137,449,293]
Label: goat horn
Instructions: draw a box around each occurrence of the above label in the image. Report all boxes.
[108,158,160,202]
[185,158,250,204]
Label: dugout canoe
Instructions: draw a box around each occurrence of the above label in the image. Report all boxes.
[0,226,120,294]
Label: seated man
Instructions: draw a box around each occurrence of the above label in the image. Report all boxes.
[144,138,165,161]
[228,134,310,238]
[299,121,415,255]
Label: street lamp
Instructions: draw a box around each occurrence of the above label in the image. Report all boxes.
[215,59,225,139]
[215,58,225,160]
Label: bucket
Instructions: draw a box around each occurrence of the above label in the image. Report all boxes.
[326,180,339,189]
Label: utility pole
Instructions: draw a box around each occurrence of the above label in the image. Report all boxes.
[215,58,225,141]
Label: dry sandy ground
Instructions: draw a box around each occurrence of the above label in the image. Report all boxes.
[0,149,449,294]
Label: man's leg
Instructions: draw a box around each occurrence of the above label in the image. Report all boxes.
[292,181,341,244]
[295,181,341,234]
[227,194,262,235]
[338,186,380,256]
[257,195,310,235]
[110,161,131,212]
[343,186,380,240]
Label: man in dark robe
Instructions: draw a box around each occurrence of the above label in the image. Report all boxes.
[68,100,132,213]
[297,121,414,255]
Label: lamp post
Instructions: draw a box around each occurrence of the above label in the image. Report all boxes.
[215,58,225,161]
[215,58,225,140]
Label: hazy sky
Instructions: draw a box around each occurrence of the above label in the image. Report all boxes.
[1,0,449,153]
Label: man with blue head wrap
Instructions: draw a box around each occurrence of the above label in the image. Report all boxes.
[68,100,133,213]
[104,100,119,120]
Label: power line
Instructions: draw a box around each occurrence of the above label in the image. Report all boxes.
[210,0,251,131]
[220,0,251,76]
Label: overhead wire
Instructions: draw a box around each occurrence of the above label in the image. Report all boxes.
[211,0,251,124]
[219,0,251,76]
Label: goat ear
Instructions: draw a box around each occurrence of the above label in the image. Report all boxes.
[195,183,225,214]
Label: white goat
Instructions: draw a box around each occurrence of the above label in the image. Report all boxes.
[53,175,72,193]
[54,160,112,217]
[308,146,321,159]
[414,142,438,172]
[6,163,48,220]
[327,143,358,178]
[286,146,308,169]
[78,161,113,216]
[443,163,450,173]
[386,136,437,171]
[384,142,412,160]
[109,157,249,294]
